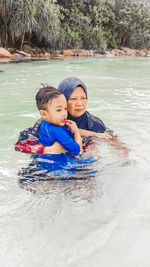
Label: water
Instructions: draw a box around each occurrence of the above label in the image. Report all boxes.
[0,57,150,267]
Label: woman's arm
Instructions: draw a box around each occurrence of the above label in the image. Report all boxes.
[15,140,66,154]
[79,129,129,155]
[79,129,113,139]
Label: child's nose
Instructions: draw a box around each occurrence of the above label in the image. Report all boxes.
[63,110,67,116]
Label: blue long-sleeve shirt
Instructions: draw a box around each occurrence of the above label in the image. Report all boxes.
[39,120,80,155]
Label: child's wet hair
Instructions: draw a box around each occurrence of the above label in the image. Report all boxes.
[36,86,63,110]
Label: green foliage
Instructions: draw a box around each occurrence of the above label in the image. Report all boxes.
[112,0,150,47]
[0,0,61,48]
[0,0,150,49]
[57,1,108,51]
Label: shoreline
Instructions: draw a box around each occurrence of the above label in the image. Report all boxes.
[0,46,150,60]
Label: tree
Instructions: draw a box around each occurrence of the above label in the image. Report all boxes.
[0,0,61,49]
[112,0,150,47]
[0,0,150,50]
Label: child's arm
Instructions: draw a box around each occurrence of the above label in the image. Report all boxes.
[42,123,81,155]
[65,120,83,153]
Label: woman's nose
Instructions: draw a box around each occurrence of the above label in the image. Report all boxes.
[75,99,83,105]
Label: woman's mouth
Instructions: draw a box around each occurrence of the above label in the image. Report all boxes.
[75,109,83,112]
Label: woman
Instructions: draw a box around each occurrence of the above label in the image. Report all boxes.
[15,77,114,155]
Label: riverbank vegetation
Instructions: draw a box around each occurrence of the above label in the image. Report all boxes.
[0,0,150,52]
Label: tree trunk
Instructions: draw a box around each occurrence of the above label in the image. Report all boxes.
[20,34,25,50]
[28,28,32,43]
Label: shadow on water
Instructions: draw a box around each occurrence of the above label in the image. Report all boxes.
[0,57,63,65]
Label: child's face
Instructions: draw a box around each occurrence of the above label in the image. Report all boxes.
[40,94,68,126]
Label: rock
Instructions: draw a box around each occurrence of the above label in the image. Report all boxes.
[51,53,64,58]
[51,50,63,58]
[110,49,125,56]
[44,52,51,58]
[106,51,115,57]
[77,49,94,56]
[39,53,44,58]
[136,50,146,57]
[62,49,95,57]
[125,51,136,56]
[16,50,31,57]
[23,44,33,52]
[110,47,150,57]
[63,49,74,56]
[0,47,15,58]
[110,48,138,56]
[145,50,150,57]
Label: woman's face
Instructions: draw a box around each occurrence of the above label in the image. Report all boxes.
[67,86,87,117]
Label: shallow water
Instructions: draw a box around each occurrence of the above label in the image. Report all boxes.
[0,57,150,267]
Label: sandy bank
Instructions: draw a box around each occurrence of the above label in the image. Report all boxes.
[1,46,150,59]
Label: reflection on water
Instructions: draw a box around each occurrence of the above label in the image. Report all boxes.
[0,57,150,267]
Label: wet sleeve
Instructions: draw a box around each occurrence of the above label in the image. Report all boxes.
[47,125,80,155]
[14,119,44,154]
[18,118,42,142]
[90,118,106,133]
[14,141,45,154]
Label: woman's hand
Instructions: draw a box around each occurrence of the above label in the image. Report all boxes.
[65,119,79,133]
[44,142,67,154]
[97,132,113,140]
[79,129,113,139]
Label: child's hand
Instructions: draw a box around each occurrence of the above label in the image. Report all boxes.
[65,120,78,133]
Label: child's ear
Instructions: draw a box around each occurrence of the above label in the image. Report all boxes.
[39,109,47,120]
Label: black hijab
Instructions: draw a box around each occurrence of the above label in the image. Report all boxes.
[58,77,106,133]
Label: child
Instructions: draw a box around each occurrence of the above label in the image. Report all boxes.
[36,86,83,155]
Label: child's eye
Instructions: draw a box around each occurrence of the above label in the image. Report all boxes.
[57,109,61,112]
[65,107,67,110]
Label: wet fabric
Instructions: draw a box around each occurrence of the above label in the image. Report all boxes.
[39,120,80,155]
[18,153,97,184]
[15,140,45,155]
[58,77,88,101]
[18,118,42,143]
[14,118,45,154]
[67,111,106,132]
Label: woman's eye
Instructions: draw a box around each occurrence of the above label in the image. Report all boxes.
[57,109,61,112]
[70,97,86,101]
[65,107,67,110]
